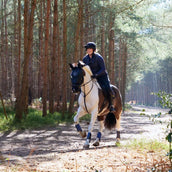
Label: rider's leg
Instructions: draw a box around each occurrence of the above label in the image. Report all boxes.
[102,84,115,112]
[97,75,115,112]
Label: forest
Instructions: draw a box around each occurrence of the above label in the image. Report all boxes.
[0,0,171,119]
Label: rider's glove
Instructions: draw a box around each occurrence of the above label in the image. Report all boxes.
[91,74,98,79]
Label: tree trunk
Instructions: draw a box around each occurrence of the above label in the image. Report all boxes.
[38,0,44,99]
[109,29,115,84]
[15,0,36,120]
[122,41,127,109]
[23,0,29,114]
[55,0,61,111]
[4,0,9,97]
[118,37,122,91]
[0,0,6,97]
[42,0,51,117]
[79,0,84,60]
[68,0,83,114]
[84,1,89,43]
[15,0,21,101]
[100,10,105,61]
[49,0,58,114]
[62,0,67,114]
[108,16,115,84]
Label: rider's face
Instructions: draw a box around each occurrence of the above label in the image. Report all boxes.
[87,48,94,56]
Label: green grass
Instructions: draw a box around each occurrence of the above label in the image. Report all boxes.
[80,113,91,121]
[124,103,133,110]
[126,138,168,152]
[0,107,73,132]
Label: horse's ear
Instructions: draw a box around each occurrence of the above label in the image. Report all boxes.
[78,61,85,68]
[69,63,74,69]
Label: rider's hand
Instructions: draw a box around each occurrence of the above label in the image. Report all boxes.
[91,74,97,79]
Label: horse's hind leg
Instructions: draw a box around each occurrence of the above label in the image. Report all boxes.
[74,107,86,138]
[115,115,121,144]
[93,119,104,147]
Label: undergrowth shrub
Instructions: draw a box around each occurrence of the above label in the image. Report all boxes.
[0,107,72,131]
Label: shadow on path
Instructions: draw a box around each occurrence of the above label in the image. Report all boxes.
[0,106,169,164]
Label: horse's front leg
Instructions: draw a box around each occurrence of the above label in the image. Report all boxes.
[83,110,97,149]
[74,107,86,138]
[93,118,104,147]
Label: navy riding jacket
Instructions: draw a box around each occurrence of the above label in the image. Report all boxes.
[83,53,112,97]
[83,53,107,77]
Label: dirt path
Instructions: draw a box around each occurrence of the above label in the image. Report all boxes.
[0,106,171,171]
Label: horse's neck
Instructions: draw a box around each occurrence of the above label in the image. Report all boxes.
[81,74,92,93]
[81,67,94,95]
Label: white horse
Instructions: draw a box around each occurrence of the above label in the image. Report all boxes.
[69,61,122,148]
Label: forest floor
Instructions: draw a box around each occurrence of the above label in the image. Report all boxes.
[0,106,171,172]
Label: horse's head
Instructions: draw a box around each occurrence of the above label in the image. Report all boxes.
[69,61,85,93]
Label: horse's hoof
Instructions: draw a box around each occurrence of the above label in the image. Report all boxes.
[93,141,99,147]
[79,131,86,138]
[116,138,120,146]
[83,144,90,149]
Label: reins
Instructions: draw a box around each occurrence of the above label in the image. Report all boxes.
[81,78,94,114]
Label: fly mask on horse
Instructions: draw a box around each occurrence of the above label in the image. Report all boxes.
[69,61,122,148]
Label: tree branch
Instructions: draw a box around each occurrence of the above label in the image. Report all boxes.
[117,0,146,15]
[152,23,172,29]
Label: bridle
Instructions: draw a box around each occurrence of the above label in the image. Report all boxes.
[71,67,96,114]
[81,78,94,114]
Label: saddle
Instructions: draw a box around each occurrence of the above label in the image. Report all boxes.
[98,88,110,115]
[97,85,121,121]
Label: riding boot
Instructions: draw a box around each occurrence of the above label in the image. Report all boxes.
[109,88,116,113]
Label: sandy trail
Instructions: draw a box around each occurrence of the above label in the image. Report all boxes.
[0,106,171,171]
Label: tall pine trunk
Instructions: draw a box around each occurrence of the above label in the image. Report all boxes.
[15,0,36,120]
[49,0,58,114]
[42,0,51,117]
[0,0,5,96]
[118,37,122,90]
[55,0,61,111]
[4,0,9,97]
[62,0,67,114]
[68,0,83,114]
[121,41,127,109]
[38,1,44,98]
[100,9,105,61]
[108,16,115,84]
[15,0,21,101]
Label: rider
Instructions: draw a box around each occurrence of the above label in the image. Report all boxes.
[83,42,115,112]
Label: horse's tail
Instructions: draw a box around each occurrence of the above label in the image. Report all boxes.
[104,112,116,130]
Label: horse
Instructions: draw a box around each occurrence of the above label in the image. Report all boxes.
[69,61,122,148]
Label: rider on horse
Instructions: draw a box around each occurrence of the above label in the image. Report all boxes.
[83,42,116,113]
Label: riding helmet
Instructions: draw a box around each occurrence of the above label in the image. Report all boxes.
[84,42,96,51]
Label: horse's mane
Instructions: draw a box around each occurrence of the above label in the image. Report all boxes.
[83,65,93,76]
[71,61,93,76]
